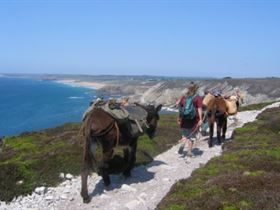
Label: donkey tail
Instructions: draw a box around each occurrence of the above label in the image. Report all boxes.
[79,127,97,172]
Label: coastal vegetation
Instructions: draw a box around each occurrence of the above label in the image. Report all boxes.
[238,101,278,111]
[1,101,279,206]
[0,114,180,202]
[157,106,280,210]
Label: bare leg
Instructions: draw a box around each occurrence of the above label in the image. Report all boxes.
[187,139,194,156]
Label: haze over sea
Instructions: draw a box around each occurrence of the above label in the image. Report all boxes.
[0,77,98,136]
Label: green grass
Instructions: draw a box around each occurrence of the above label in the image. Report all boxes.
[0,114,181,202]
[2,104,279,205]
[0,123,83,202]
[157,106,280,210]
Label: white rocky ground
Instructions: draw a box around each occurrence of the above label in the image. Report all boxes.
[1,102,279,210]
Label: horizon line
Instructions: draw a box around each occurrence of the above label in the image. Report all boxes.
[1,72,279,80]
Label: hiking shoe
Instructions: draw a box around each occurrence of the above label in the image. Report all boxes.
[178,145,184,154]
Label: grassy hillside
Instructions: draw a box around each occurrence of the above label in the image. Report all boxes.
[157,106,280,210]
[238,101,277,111]
[0,114,180,202]
[1,102,278,204]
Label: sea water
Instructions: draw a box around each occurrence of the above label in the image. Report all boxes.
[0,77,98,136]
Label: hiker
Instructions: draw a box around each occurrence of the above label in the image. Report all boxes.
[233,87,244,108]
[177,82,203,157]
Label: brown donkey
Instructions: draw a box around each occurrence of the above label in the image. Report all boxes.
[205,95,228,147]
[79,103,162,203]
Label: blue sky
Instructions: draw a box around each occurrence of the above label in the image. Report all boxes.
[0,0,279,77]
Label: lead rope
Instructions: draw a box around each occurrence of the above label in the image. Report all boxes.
[178,98,203,152]
[134,119,144,133]
[144,120,150,129]
[178,122,200,155]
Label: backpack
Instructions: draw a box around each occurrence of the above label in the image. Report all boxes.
[180,95,197,119]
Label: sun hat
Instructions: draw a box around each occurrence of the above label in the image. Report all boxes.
[187,82,199,96]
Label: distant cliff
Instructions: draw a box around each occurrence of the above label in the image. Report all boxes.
[8,74,279,107]
[100,78,280,106]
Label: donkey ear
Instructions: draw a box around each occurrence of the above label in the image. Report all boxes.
[156,104,162,112]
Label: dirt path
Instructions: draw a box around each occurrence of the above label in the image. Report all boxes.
[2,102,279,210]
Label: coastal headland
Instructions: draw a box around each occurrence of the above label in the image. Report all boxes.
[3,74,279,107]
[39,74,280,106]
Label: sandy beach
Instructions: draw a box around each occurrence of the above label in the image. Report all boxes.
[55,79,106,89]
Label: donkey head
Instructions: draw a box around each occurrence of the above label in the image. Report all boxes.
[135,103,162,139]
[145,104,162,139]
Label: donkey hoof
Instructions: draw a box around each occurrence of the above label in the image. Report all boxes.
[82,196,91,204]
[123,171,131,178]
[208,143,213,148]
[103,179,111,187]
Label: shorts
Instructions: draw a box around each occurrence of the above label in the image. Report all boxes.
[181,128,199,142]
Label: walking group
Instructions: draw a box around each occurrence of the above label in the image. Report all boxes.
[177,82,243,157]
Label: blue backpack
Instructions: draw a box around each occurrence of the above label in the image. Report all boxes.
[180,95,197,119]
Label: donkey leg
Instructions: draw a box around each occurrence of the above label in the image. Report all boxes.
[123,140,137,177]
[217,116,224,145]
[100,150,113,186]
[222,117,227,140]
[208,123,214,148]
[123,148,129,163]
[217,125,222,145]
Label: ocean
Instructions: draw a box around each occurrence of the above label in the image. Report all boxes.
[0,77,98,136]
